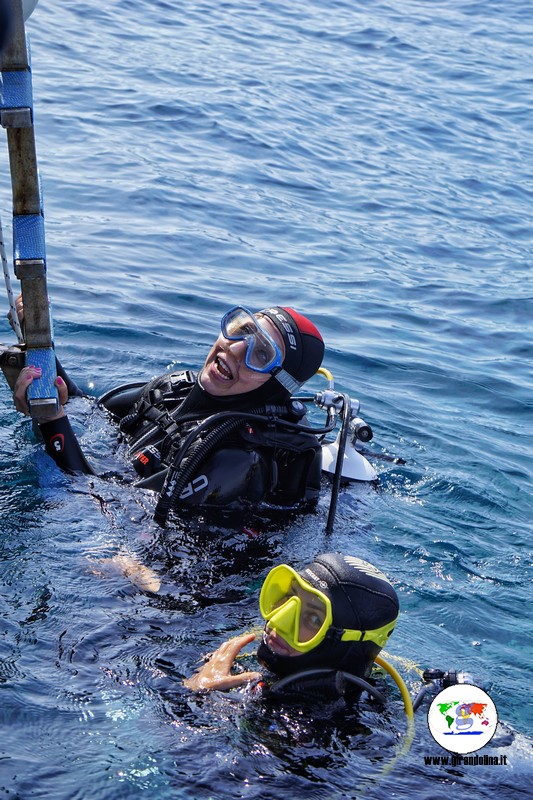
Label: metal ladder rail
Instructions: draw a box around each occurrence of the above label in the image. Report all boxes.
[0,0,58,418]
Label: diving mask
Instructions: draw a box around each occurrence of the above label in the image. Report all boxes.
[259,564,333,653]
[259,564,397,654]
[220,306,283,373]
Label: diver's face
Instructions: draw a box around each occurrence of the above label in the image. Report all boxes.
[200,314,285,397]
[264,581,328,658]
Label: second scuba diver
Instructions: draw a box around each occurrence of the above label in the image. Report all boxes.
[11,302,325,522]
[184,552,399,700]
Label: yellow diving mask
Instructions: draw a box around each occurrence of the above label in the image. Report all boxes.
[259,564,332,654]
[259,564,397,654]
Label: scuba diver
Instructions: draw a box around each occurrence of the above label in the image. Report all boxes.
[184,552,400,701]
[10,301,326,522]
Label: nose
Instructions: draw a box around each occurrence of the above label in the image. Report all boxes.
[228,339,248,362]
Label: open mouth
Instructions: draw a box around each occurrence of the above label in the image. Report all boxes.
[214,354,234,381]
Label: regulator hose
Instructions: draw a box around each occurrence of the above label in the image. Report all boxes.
[97,381,147,409]
[128,399,336,460]
[153,409,263,526]
[269,668,386,704]
[412,684,434,712]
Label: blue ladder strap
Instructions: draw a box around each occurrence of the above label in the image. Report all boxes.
[25,347,59,415]
[0,67,33,111]
[13,213,46,263]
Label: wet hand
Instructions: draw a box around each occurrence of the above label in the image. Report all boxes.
[13,366,68,420]
[184,633,262,692]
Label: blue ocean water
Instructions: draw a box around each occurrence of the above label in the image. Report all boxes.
[0,0,532,797]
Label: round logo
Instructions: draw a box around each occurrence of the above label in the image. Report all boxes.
[427,684,498,754]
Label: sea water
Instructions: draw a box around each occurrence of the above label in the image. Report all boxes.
[0,1,531,798]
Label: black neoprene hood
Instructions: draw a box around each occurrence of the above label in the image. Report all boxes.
[260,307,324,384]
[257,553,399,680]
[300,553,399,632]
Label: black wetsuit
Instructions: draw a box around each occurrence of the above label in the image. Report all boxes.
[38,367,323,513]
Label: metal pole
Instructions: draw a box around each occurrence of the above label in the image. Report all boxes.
[0,0,58,417]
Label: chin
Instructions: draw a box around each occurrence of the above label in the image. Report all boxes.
[199,365,233,396]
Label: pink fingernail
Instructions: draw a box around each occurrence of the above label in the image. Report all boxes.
[57,377,64,385]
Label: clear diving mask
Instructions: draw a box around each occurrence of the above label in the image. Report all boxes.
[220,306,283,373]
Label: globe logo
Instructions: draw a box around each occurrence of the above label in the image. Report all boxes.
[427,684,498,754]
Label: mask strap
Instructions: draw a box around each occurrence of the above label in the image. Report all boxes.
[340,619,397,649]
[271,367,301,394]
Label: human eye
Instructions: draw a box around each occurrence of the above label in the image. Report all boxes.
[303,610,325,632]
[256,347,269,365]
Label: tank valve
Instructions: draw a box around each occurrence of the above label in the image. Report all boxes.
[351,417,373,443]
[413,668,476,712]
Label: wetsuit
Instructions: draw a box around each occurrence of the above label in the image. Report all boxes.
[38,368,323,513]
[38,359,95,475]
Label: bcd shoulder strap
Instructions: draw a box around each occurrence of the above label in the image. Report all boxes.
[119,370,196,437]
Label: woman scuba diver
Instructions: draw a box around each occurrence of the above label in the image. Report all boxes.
[184,552,400,701]
[11,303,325,522]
